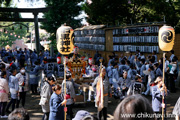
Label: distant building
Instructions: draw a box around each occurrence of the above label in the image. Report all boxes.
[11,39,28,49]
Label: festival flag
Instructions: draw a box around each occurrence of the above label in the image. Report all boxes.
[96,60,104,111]
[96,76,104,111]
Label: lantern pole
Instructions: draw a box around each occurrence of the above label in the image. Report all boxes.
[56,25,75,120]
[162,52,166,120]
[158,25,175,120]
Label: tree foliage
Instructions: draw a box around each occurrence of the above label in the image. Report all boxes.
[0,0,14,20]
[83,0,180,31]
[0,22,28,47]
[41,0,83,47]
[0,0,11,7]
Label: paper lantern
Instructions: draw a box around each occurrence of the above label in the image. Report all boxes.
[56,25,74,55]
[158,25,175,51]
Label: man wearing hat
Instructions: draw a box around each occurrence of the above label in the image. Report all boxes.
[62,71,76,120]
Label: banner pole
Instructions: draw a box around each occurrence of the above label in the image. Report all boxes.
[162,52,166,120]
[64,56,67,120]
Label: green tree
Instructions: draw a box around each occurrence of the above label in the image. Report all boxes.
[0,22,28,47]
[83,0,180,31]
[41,0,83,47]
[0,0,14,19]
[83,0,131,25]
[0,0,11,7]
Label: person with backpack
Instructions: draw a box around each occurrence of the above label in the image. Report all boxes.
[39,76,55,120]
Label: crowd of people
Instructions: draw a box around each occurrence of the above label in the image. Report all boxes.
[0,47,179,120]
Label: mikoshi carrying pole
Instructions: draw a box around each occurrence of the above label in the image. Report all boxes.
[56,24,74,120]
[158,25,175,120]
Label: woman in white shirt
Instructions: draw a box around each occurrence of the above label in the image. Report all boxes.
[0,71,9,118]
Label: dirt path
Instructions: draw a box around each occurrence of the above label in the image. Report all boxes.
[23,88,180,120]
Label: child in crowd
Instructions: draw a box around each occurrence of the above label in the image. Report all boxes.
[49,85,67,120]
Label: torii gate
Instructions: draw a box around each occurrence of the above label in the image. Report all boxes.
[0,7,49,53]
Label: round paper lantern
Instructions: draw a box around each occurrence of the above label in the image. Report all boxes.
[56,25,74,55]
[158,25,175,51]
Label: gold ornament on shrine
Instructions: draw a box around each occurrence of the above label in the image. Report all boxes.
[67,55,87,79]
[158,25,175,51]
[56,25,74,55]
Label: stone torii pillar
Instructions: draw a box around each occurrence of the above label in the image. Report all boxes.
[0,7,50,54]
[33,12,40,54]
